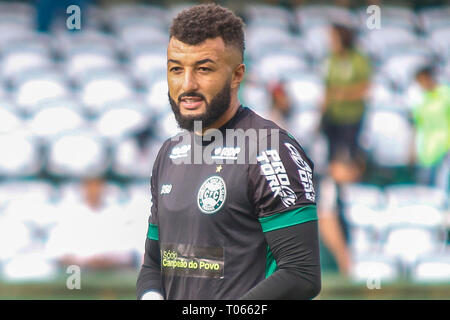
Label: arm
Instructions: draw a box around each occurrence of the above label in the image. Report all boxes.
[318,214,351,276]
[240,220,321,300]
[136,237,163,299]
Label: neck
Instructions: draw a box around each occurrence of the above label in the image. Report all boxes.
[195,95,241,136]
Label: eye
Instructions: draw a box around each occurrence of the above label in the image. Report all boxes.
[198,67,212,72]
[170,67,182,73]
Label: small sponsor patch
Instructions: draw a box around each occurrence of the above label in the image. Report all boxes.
[160,243,224,279]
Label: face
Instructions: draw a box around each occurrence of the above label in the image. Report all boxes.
[330,28,342,54]
[167,37,244,131]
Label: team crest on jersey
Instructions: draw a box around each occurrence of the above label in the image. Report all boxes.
[197,176,226,214]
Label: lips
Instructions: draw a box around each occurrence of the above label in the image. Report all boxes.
[180,96,204,110]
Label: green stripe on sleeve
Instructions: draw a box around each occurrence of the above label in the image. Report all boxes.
[259,205,318,233]
[147,223,159,240]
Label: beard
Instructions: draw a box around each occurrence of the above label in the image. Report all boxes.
[168,79,231,132]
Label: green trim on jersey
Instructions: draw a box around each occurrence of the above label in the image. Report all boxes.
[147,223,159,241]
[259,205,317,233]
[265,246,277,278]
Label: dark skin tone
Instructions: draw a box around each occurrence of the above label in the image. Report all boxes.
[167,37,245,134]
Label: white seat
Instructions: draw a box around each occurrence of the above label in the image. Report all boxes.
[0,180,54,210]
[65,50,119,81]
[0,130,42,177]
[144,78,170,116]
[154,112,183,140]
[95,103,150,141]
[359,111,414,167]
[0,50,53,81]
[385,185,448,210]
[240,82,271,114]
[380,51,431,89]
[14,73,69,115]
[284,73,324,109]
[411,253,450,283]
[47,130,109,178]
[28,105,86,140]
[296,5,355,31]
[341,183,385,209]
[129,51,166,83]
[359,27,418,61]
[112,138,162,179]
[287,110,321,149]
[350,253,399,284]
[79,72,134,115]
[418,6,450,32]
[254,54,308,83]
[0,100,22,134]
[383,226,439,267]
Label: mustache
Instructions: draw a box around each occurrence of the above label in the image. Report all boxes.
[178,91,206,103]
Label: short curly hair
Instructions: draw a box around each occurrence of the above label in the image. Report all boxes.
[169,3,245,61]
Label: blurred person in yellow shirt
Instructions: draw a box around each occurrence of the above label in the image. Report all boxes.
[413,66,450,193]
[321,23,372,165]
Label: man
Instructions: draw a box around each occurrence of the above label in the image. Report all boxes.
[412,66,450,192]
[136,4,321,300]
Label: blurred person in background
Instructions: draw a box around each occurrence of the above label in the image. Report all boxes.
[320,23,371,166]
[317,153,366,276]
[49,177,136,270]
[266,80,292,131]
[412,66,450,193]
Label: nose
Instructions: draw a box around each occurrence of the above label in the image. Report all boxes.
[182,69,199,93]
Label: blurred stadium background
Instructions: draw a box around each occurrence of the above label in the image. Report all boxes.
[0,0,449,299]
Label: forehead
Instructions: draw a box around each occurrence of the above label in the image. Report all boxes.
[167,37,228,63]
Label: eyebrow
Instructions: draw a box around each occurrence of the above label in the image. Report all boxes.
[167,58,217,66]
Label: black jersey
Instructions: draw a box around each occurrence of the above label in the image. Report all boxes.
[146,106,317,299]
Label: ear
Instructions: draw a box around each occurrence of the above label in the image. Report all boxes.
[231,63,245,89]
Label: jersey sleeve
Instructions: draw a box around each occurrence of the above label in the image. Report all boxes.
[248,132,318,233]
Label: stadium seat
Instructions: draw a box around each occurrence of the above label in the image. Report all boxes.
[13,71,69,115]
[0,49,53,82]
[350,253,399,284]
[64,49,119,82]
[79,71,134,116]
[46,130,109,178]
[418,6,450,33]
[359,27,419,62]
[244,3,293,32]
[382,226,440,267]
[384,185,448,210]
[94,101,151,142]
[296,5,356,30]
[128,50,166,84]
[112,137,162,179]
[29,104,86,140]
[0,180,55,210]
[411,253,450,283]
[284,73,324,110]
[153,111,183,141]
[0,130,42,178]
[341,184,385,210]
[287,109,321,150]
[0,100,22,134]
[253,53,308,83]
[240,80,271,114]
[359,110,414,167]
[143,78,171,116]
[379,47,431,89]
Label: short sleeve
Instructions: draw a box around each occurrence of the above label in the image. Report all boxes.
[248,132,318,233]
